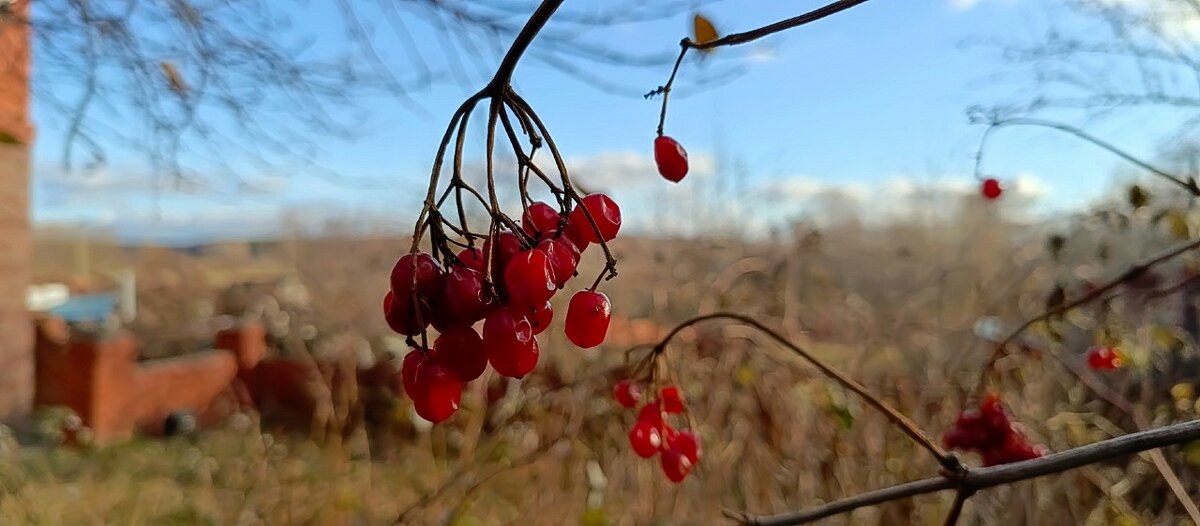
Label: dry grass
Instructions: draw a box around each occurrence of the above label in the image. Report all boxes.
[9,198,1200,525]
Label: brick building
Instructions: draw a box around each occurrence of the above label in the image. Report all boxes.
[0,0,34,420]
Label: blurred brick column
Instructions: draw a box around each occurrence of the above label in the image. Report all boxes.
[0,1,35,421]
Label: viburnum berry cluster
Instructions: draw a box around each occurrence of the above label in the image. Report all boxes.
[943,392,1045,467]
[614,379,702,483]
[1086,345,1124,371]
[385,195,620,423]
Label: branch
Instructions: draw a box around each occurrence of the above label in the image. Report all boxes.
[972,116,1200,196]
[978,235,1200,392]
[734,419,1200,526]
[653,312,960,471]
[690,0,872,51]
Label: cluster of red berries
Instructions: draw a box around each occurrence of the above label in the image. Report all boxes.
[614,380,702,482]
[385,194,621,423]
[980,178,1003,200]
[654,135,689,183]
[942,392,1045,467]
[1086,346,1123,370]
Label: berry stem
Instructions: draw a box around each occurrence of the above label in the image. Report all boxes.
[652,311,960,471]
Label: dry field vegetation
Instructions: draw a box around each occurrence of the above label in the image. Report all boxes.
[5,192,1200,525]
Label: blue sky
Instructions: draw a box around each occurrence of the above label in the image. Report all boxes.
[29,0,1199,244]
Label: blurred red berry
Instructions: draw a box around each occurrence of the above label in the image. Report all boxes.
[660,447,693,482]
[1086,346,1123,370]
[613,380,642,409]
[981,178,1003,200]
[628,420,662,458]
[637,401,664,427]
[661,386,685,414]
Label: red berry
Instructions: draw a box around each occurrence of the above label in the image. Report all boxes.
[628,420,662,458]
[390,252,443,298]
[668,430,701,465]
[523,201,562,238]
[483,308,539,378]
[661,386,685,414]
[456,247,486,273]
[613,380,641,409]
[565,290,612,348]
[654,135,689,183]
[399,348,427,397]
[981,178,1003,200]
[431,326,488,382]
[411,362,462,423]
[660,447,693,482]
[384,290,429,336]
[443,267,495,323]
[527,301,553,336]
[568,193,621,244]
[504,249,556,308]
[637,401,664,428]
[537,237,578,287]
[1086,346,1122,370]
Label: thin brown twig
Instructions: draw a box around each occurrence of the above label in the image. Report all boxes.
[653,312,960,471]
[734,419,1200,526]
[978,236,1200,395]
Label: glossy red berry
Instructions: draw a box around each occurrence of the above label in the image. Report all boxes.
[981,178,1003,200]
[660,386,685,414]
[390,252,442,298]
[628,420,662,458]
[537,237,578,287]
[660,448,693,482]
[412,362,462,423]
[668,429,701,465]
[431,326,488,382]
[568,193,621,244]
[523,201,562,238]
[399,348,426,397]
[483,308,539,378]
[654,135,689,183]
[527,301,553,335]
[1086,346,1123,370]
[384,290,429,336]
[637,401,664,427]
[456,247,486,273]
[613,380,641,409]
[504,249,556,308]
[565,290,612,348]
[443,267,495,323]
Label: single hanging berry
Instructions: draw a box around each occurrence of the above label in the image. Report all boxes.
[565,290,612,348]
[981,178,1003,200]
[567,193,622,244]
[654,135,689,183]
[613,379,642,409]
[660,386,685,413]
[1086,346,1123,370]
[431,326,488,382]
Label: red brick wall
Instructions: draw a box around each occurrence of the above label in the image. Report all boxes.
[0,0,34,421]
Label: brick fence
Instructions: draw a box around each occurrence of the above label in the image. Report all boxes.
[0,0,35,421]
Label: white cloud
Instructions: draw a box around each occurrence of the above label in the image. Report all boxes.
[566,150,716,190]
